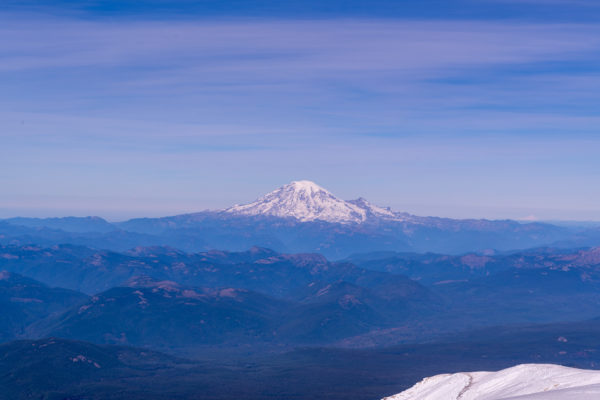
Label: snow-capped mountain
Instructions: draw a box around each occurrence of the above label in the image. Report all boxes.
[385,364,600,400]
[347,197,406,220]
[23,179,578,257]
[225,180,402,224]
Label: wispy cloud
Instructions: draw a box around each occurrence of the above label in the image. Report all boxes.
[2,16,599,134]
[1,17,598,72]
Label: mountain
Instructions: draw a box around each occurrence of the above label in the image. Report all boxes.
[10,242,600,348]
[0,271,87,342]
[27,267,434,348]
[115,181,588,256]
[0,244,432,303]
[227,180,366,223]
[0,220,164,252]
[385,364,600,400]
[345,251,506,284]
[434,266,600,324]
[278,281,391,343]
[225,180,402,224]
[347,197,402,220]
[0,243,443,349]
[338,247,600,347]
[31,278,287,349]
[3,180,596,257]
[12,242,600,349]
[426,247,600,327]
[346,246,600,285]
[4,216,116,233]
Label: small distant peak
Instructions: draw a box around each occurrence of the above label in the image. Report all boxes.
[349,197,369,206]
[348,197,397,218]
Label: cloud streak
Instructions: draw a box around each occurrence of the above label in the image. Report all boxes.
[3,17,599,135]
[2,18,598,72]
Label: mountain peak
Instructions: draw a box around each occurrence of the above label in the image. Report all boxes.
[224,180,408,224]
[287,180,327,191]
[347,197,398,219]
[225,180,368,224]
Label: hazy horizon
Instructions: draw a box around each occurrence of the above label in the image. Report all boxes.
[2,179,600,223]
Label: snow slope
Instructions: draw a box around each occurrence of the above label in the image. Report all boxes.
[225,180,401,224]
[384,364,600,400]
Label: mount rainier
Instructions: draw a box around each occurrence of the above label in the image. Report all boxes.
[4,180,596,257]
[225,180,402,224]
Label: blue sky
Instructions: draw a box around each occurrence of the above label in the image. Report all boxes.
[1,0,600,221]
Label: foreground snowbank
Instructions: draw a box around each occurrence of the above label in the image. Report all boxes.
[384,364,600,400]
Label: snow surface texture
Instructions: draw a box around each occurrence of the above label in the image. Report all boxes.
[384,364,600,400]
[226,180,401,224]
